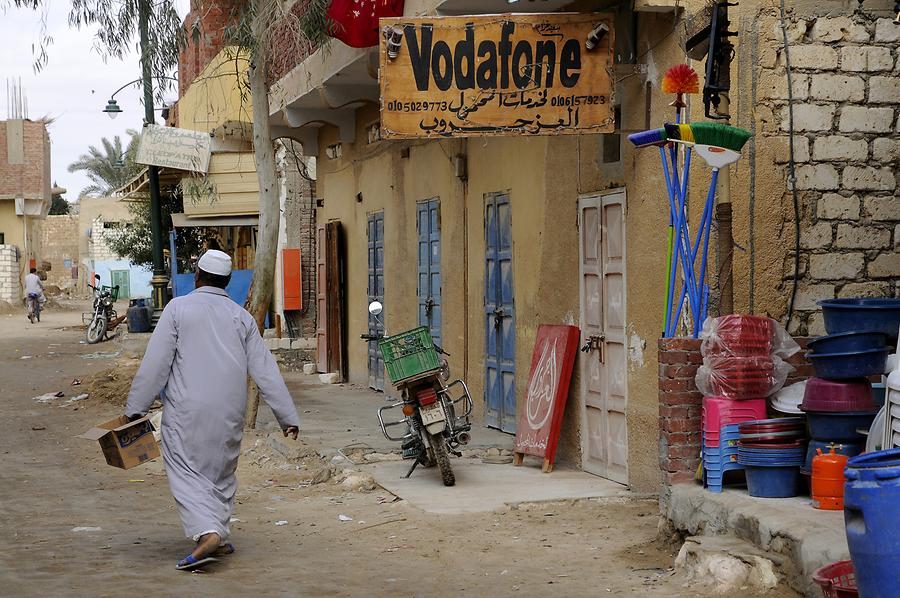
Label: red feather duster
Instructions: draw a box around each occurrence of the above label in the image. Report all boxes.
[661,64,699,94]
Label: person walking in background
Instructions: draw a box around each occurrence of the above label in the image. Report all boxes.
[24,267,44,323]
[125,249,300,571]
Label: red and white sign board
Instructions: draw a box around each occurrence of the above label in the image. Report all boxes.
[514,324,580,473]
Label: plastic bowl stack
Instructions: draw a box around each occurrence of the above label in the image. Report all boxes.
[807,330,890,380]
[700,315,785,401]
[737,418,807,498]
[800,377,877,476]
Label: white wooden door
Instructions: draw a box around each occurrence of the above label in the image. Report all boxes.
[579,191,628,484]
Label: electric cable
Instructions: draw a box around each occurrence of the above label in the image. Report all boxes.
[779,0,801,332]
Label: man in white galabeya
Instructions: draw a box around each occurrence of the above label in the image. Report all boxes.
[125,249,300,571]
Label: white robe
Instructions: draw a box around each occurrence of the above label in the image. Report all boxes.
[125,286,300,540]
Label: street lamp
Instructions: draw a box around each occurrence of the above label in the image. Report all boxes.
[103,99,123,119]
[102,77,177,120]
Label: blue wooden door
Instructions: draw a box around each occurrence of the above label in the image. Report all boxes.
[417,199,441,347]
[367,212,385,391]
[484,193,516,433]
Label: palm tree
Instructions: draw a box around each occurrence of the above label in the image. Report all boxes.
[68,130,143,198]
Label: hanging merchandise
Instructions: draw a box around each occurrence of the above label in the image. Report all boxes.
[327,0,405,48]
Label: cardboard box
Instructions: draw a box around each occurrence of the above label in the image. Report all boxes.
[79,415,160,469]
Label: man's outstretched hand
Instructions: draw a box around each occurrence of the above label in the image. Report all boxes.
[283,426,299,440]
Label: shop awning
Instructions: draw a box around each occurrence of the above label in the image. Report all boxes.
[170,213,259,228]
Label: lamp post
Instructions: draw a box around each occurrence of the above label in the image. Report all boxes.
[100,2,180,317]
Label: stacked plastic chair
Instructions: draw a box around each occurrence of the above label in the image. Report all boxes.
[702,395,767,492]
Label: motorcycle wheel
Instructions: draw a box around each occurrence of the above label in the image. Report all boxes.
[426,430,455,487]
[86,314,108,344]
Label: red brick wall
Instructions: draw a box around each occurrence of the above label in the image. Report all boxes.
[0,120,50,199]
[178,0,243,96]
[658,336,814,487]
[266,0,319,86]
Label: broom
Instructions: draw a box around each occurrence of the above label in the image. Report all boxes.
[628,127,697,335]
[660,65,699,336]
[670,122,752,336]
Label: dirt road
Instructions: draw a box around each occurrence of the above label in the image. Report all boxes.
[0,304,791,597]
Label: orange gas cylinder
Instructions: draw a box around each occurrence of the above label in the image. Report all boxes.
[811,447,849,510]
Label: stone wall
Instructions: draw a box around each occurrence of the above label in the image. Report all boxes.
[658,337,814,487]
[0,245,20,304]
[754,10,900,335]
[40,215,79,290]
[89,216,124,261]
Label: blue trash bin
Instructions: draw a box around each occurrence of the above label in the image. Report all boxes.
[844,448,900,598]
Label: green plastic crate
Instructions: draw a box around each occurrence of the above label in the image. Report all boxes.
[101,285,120,302]
[379,326,441,384]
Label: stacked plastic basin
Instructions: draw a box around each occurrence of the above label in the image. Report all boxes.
[737,418,807,497]
[844,448,900,598]
[800,377,876,482]
[702,396,767,492]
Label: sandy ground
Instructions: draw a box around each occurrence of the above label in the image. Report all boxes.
[0,303,798,597]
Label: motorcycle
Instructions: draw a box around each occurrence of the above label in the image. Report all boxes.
[367,301,473,486]
[84,274,119,344]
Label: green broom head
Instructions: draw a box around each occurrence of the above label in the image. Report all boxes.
[689,122,752,152]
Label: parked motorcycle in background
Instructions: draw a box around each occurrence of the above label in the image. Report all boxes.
[367,301,473,486]
[85,274,119,344]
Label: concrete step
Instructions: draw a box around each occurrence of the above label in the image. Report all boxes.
[663,484,849,597]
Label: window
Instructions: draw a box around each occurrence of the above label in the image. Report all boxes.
[0,233,5,245]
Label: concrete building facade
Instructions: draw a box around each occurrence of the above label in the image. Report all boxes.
[267,0,898,492]
[0,119,51,303]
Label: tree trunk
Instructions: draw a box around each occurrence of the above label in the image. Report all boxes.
[245,4,279,427]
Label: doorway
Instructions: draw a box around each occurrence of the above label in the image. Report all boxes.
[579,190,628,483]
[484,192,516,433]
[367,211,386,391]
[110,270,130,300]
[417,199,442,347]
[316,222,345,378]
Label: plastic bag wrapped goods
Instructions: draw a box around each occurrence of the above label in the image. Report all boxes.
[695,315,798,400]
[696,355,794,399]
[700,315,800,359]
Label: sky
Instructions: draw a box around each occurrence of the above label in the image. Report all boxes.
[0,0,188,201]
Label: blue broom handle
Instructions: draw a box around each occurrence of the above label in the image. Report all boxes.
[660,146,678,336]
[668,154,701,336]
[695,168,720,335]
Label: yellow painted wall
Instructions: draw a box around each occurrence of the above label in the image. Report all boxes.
[310,2,818,492]
[178,47,251,134]
[182,152,261,217]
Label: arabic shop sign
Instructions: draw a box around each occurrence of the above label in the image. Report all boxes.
[135,124,212,173]
[379,13,614,138]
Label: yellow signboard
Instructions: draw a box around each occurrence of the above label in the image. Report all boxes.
[379,13,614,138]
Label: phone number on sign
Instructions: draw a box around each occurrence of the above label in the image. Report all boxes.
[550,95,607,107]
[386,100,450,113]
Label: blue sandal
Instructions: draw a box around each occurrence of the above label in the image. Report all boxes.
[176,554,220,571]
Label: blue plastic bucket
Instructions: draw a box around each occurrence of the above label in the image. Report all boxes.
[745,465,800,498]
[126,305,151,333]
[844,448,900,598]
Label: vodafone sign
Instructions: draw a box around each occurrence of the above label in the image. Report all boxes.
[379,13,615,138]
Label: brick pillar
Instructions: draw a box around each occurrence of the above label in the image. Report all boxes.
[658,338,703,485]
